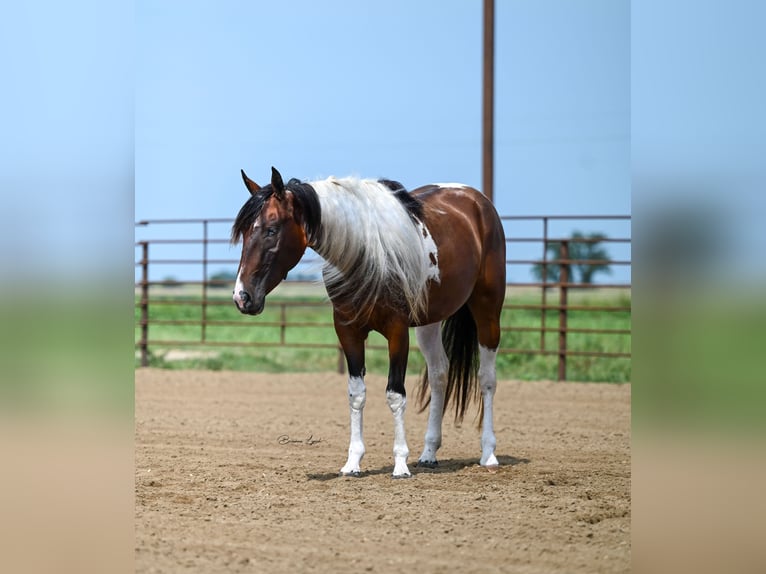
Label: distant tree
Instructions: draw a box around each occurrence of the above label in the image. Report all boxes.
[532,231,612,285]
[208,269,237,288]
[161,276,181,288]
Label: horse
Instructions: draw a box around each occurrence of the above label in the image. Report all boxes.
[231,167,506,478]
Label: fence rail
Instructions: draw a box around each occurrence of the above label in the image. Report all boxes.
[136,214,630,380]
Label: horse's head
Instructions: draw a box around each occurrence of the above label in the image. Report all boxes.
[231,167,320,315]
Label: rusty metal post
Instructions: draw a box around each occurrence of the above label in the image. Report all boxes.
[201,220,208,343]
[482,0,495,203]
[140,241,149,367]
[540,217,548,352]
[557,241,569,381]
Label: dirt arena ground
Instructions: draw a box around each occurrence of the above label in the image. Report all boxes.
[135,370,630,573]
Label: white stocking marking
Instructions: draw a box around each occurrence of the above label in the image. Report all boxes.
[340,376,366,475]
[478,345,499,467]
[386,391,411,477]
[415,324,448,465]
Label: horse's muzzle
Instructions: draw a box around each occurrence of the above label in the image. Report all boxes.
[233,289,264,315]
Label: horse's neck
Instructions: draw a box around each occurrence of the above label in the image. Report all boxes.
[308,177,430,321]
[311,186,359,272]
[309,176,424,270]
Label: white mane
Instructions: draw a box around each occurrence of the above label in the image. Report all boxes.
[309,176,430,322]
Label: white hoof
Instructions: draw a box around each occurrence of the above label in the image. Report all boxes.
[340,459,363,476]
[481,453,499,467]
[392,457,411,478]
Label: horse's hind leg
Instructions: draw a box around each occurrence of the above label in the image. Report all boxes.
[415,323,448,467]
[477,343,499,467]
[469,304,502,468]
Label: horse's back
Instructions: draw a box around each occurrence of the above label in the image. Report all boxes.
[413,183,504,241]
[413,183,505,265]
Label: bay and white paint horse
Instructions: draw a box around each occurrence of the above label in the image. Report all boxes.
[232,167,506,478]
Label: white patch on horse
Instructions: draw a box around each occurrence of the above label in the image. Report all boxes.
[416,220,440,284]
[415,323,448,465]
[386,391,411,477]
[340,375,366,475]
[478,345,499,467]
[308,176,431,321]
[434,183,469,189]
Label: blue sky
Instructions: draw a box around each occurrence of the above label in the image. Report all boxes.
[136,0,629,217]
[135,0,630,282]
[3,1,762,287]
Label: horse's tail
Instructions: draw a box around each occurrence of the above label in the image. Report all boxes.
[416,303,481,425]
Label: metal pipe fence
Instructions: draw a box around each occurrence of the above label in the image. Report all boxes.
[135,215,631,380]
[498,215,631,380]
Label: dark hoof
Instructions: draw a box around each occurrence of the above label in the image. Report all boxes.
[416,460,439,469]
[339,470,362,478]
[392,473,412,479]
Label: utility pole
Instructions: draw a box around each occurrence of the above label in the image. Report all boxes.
[482,0,495,203]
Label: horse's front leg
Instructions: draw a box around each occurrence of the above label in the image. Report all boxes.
[385,321,412,478]
[335,318,369,477]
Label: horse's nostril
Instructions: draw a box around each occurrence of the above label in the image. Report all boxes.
[239,290,251,308]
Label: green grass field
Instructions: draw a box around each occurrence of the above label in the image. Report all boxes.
[135,284,631,382]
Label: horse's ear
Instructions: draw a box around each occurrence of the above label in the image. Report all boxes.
[271,166,285,200]
[241,169,261,195]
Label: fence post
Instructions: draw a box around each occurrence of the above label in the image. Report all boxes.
[557,240,570,381]
[201,220,208,343]
[140,241,149,367]
[540,217,549,352]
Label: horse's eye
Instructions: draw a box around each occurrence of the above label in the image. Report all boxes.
[266,227,278,237]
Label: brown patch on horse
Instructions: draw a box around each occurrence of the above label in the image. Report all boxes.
[262,196,287,224]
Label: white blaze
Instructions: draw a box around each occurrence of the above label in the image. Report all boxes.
[233,269,245,305]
